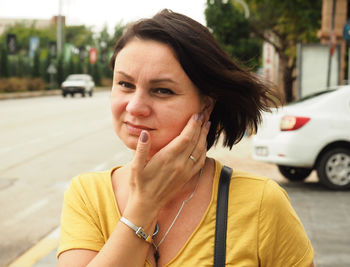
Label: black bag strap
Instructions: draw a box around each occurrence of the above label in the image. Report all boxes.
[214,165,233,267]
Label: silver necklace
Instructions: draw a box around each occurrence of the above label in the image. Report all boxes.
[153,168,203,255]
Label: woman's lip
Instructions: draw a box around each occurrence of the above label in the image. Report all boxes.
[125,122,154,131]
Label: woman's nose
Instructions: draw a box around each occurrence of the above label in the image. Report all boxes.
[125,91,151,117]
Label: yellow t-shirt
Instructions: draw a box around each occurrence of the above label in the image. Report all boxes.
[58,160,314,266]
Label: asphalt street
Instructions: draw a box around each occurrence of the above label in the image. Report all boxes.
[1,91,349,267]
[0,91,132,267]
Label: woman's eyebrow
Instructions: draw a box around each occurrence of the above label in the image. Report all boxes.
[116,70,178,85]
[149,78,178,85]
[115,70,134,81]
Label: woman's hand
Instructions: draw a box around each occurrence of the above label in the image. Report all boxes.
[126,113,210,216]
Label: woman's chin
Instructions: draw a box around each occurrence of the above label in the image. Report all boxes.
[120,133,169,159]
[124,139,138,151]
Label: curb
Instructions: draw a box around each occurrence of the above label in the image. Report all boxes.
[0,90,61,100]
[0,87,110,100]
[7,228,60,267]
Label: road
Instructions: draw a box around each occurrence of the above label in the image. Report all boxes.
[1,91,349,267]
[0,91,133,266]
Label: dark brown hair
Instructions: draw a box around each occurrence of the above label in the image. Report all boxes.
[110,9,279,150]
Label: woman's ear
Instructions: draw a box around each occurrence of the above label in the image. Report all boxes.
[201,96,215,117]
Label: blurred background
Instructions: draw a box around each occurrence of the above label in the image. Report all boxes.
[0,0,349,266]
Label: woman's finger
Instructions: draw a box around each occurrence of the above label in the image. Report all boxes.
[133,130,151,171]
[187,120,211,168]
[167,113,203,155]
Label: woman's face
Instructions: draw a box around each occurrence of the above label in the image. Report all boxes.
[111,38,207,157]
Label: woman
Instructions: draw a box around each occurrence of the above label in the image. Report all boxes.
[57,9,314,267]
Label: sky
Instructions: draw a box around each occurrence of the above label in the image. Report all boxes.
[0,0,208,33]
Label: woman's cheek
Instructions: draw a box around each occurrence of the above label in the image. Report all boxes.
[110,99,125,134]
[153,118,188,148]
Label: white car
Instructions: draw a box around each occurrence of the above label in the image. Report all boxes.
[252,86,350,190]
[61,74,95,97]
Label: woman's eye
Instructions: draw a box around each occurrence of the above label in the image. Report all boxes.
[153,88,174,95]
[118,81,135,89]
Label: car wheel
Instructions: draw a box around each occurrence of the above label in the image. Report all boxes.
[277,165,312,181]
[89,91,93,97]
[82,91,86,97]
[62,92,67,98]
[317,148,350,190]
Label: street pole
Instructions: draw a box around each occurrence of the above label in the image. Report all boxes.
[327,0,336,88]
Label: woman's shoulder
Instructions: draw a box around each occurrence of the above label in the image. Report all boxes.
[231,169,269,183]
[70,171,109,187]
[215,160,270,185]
[214,160,286,201]
[67,166,121,195]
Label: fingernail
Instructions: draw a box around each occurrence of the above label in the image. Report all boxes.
[206,121,211,130]
[194,113,199,121]
[140,131,148,143]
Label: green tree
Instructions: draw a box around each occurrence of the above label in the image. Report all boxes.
[0,22,56,53]
[0,19,127,84]
[17,54,24,77]
[247,0,322,102]
[87,61,93,78]
[0,44,9,77]
[32,50,40,77]
[8,55,18,76]
[112,22,125,45]
[205,0,261,69]
[56,53,64,86]
[42,50,51,82]
[205,0,322,102]
[93,62,102,86]
[67,56,75,75]
[75,57,83,74]
[97,25,114,49]
[65,25,94,48]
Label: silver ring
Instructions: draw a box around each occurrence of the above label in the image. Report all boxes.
[189,155,196,163]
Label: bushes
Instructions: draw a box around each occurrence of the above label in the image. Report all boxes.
[28,78,46,91]
[0,77,46,93]
[101,77,112,87]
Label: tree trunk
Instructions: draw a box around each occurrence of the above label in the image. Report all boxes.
[279,54,295,103]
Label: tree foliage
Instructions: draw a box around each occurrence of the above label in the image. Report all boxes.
[32,50,40,78]
[65,25,94,48]
[0,19,126,88]
[205,0,261,69]
[247,0,322,101]
[112,22,126,44]
[0,22,56,52]
[205,0,322,102]
[0,44,9,77]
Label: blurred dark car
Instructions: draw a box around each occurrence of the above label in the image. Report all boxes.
[61,74,95,97]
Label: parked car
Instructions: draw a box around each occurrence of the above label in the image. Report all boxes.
[252,86,350,190]
[61,74,95,97]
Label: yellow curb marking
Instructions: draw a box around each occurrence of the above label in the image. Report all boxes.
[8,228,59,267]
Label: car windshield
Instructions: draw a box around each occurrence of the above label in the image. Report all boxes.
[67,75,87,81]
